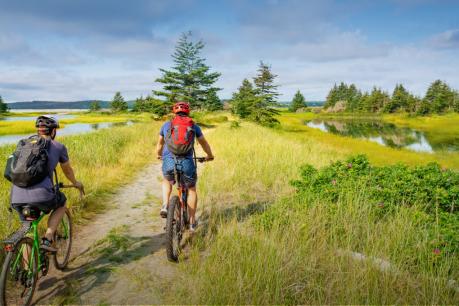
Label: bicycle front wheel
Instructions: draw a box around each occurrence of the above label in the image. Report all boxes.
[166,196,181,262]
[53,208,73,270]
[0,237,38,306]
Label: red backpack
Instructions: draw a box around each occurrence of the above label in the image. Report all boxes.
[165,115,196,156]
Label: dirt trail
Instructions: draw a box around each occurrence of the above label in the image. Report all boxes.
[33,162,176,305]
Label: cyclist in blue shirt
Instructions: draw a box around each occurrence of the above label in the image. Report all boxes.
[156,102,214,232]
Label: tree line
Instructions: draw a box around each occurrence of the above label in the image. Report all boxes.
[101,32,281,126]
[324,81,459,115]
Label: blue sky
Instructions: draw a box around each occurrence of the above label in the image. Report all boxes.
[0,0,458,102]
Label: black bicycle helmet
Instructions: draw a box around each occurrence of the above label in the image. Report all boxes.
[35,115,60,129]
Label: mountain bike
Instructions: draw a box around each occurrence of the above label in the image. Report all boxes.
[0,177,82,306]
[165,156,209,262]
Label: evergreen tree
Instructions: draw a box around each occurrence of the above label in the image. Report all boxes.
[289,90,307,112]
[133,95,170,116]
[0,95,8,114]
[324,82,361,111]
[365,87,390,113]
[424,80,455,113]
[454,91,459,112]
[345,84,362,111]
[407,95,421,113]
[230,79,257,119]
[110,92,128,112]
[325,84,339,108]
[202,89,223,111]
[89,101,101,112]
[154,32,221,110]
[231,78,279,126]
[253,61,280,106]
[384,84,408,113]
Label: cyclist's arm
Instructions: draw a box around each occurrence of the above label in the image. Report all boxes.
[197,136,214,160]
[156,135,165,159]
[60,161,83,190]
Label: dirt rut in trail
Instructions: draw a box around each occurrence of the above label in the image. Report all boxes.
[33,162,176,305]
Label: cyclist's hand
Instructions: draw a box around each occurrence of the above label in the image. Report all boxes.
[205,155,214,161]
[74,181,85,196]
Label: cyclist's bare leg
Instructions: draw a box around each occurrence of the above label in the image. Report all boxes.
[188,186,197,225]
[45,205,66,241]
[162,179,172,206]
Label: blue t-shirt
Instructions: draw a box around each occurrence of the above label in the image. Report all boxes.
[11,138,69,204]
[160,121,203,159]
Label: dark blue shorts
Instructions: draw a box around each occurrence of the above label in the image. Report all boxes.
[162,156,197,188]
[11,191,67,221]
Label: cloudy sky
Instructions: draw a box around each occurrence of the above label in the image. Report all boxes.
[1,0,458,102]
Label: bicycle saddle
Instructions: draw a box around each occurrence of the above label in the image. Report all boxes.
[21,205,41,221]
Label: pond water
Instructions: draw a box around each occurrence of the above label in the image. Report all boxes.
[306,119,459,153]
[0,121,133,146]
[0,114,76,122]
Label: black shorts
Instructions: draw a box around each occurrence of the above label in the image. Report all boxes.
[11,191,67,221]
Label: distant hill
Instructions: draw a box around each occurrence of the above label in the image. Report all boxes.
[7,100,135,109]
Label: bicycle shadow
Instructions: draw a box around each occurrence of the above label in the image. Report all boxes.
[34,231,166,304]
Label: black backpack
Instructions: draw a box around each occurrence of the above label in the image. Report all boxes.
[4,135,51,187]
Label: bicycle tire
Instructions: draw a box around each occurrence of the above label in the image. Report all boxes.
[53,208,72,270]
[166,196,181,262]
[0,237,38,306]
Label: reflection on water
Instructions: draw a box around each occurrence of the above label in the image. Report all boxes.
[306,119,459,153]
[0,121,133,145]
[0,114,76,121]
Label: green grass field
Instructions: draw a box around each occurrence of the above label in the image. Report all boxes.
[1,111,459,303]
[171,114,459,304]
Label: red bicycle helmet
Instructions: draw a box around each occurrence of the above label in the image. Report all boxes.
[172,101,190,115]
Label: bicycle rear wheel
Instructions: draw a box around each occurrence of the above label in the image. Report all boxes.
[0,237,38,306]
[53,208,73,270]
[166,196,181,262]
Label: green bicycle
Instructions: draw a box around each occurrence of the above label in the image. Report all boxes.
[0,179,77,306]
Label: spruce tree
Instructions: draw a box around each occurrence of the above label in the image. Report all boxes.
[154,32,221,110]
[289,90,307,112]
[89,101,101,112]
[110,92,128,112]
[253,61,280,106]
[325,84,339,108]
[0,95,8,114]
[202,90,223,111]
[385,84,409,113]
[230,79,258,118]
[424,80,455,113]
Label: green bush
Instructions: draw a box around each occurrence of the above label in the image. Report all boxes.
[287,155,459,253]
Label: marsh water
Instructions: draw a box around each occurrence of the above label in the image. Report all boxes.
[0,121,133,146]
[306,119,459,153]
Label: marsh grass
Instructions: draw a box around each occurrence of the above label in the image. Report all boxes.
[169,121,459,304]
[0,121,161,240]
[0,113,153,136]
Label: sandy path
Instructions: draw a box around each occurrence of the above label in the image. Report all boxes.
[32,162,176,305]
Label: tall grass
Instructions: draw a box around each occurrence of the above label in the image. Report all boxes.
[171,121,459,304]
[0,121,161,240]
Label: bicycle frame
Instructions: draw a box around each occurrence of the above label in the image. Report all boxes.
[9,209,70,280]
[10,215,46,279]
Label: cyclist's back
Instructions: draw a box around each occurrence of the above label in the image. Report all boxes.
[11,138,68,206]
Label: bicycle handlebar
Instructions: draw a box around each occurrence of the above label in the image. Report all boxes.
[58,182,85,198]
